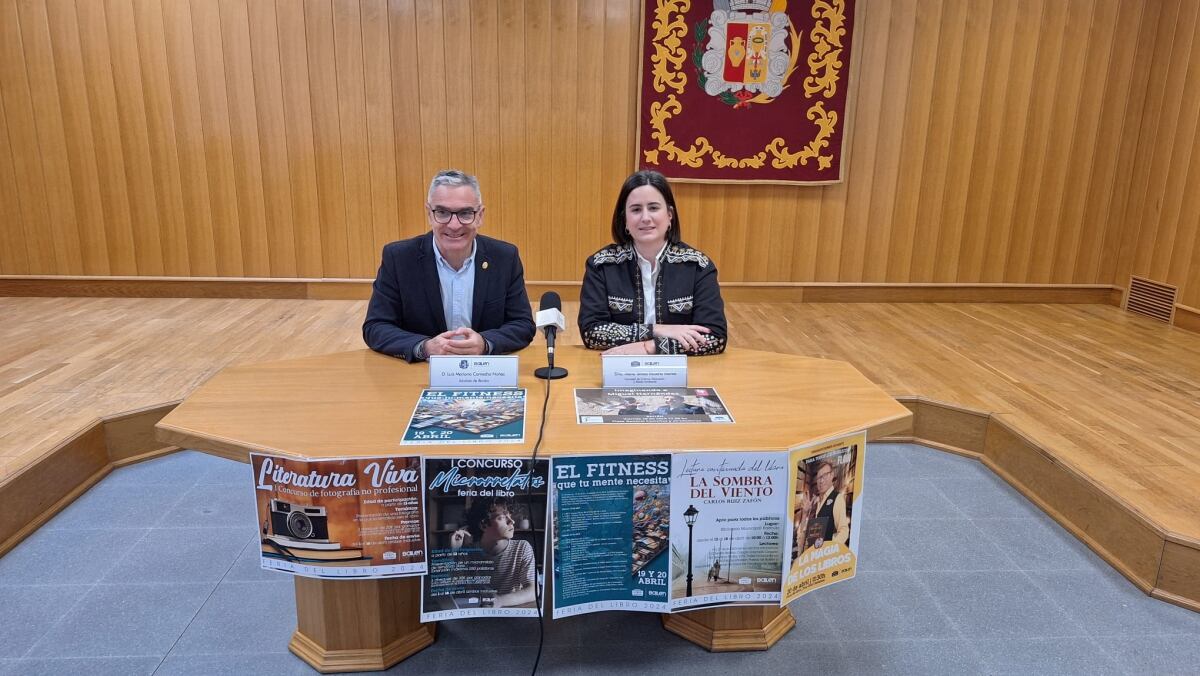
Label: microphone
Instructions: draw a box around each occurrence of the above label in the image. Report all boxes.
[534,291,568,380]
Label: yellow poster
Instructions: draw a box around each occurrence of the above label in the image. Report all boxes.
[782,430,866,604]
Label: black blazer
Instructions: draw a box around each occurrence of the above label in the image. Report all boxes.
[363,233,536,361]
[578,242,727,355]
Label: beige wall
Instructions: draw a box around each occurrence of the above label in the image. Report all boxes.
[0,0,1193,304]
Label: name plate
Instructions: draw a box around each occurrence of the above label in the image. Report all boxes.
[429,356,518,389]
[602,355,687,387]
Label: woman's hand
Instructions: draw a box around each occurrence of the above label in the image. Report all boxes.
[602,340,653,356]
[652,324,710,352]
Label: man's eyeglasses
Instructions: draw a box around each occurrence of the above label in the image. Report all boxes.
[428,206,481,225]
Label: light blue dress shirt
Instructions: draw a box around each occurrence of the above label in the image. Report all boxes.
[433,240,476,333]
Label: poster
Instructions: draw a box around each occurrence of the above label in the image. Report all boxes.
[420,457,548,621]
[573,387,733,424]
[551,454,673,618]
[401,389,526,445]
[782,431,866,603]
[668,451,789,610]
[250,453,426,579]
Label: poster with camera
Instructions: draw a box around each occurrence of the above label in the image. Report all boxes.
[668,451,790,611]
[251,453,427,579]
[782,431,867,604]
[550,453,672,618]
[420,457,549,621]
[573,387,734,424]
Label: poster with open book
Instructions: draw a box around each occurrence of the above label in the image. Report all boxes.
[250,453,427,579]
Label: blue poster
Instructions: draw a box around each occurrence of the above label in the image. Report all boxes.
[401,389,526,445]
[550,454,672,618]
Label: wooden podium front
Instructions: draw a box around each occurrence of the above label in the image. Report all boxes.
[157,346,910,672]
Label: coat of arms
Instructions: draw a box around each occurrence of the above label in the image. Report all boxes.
[696,0,799,109]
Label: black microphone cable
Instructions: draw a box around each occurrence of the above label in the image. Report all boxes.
[524,362,553,675]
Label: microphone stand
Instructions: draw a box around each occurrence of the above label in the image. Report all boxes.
[534,335,568,380]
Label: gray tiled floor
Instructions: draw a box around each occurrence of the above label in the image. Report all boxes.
[1,445,1198,675]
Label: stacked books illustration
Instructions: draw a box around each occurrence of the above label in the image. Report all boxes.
[261,534,369,567]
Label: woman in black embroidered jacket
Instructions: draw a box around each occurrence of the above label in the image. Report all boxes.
[578,170,727,356]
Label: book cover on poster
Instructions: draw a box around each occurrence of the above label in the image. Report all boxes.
[550,454,673,618]
[782,431,867,603]
[250,453,426,579]
[573,387,733,424]
[401,389,526,445]
[420,457,549,621]
[668,451,789,611]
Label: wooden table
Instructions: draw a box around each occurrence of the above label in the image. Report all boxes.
[157,346,911,673]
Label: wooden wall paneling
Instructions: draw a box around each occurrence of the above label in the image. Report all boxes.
[720,186,749,282]
[218,0,272,278]
[789,185,820,281]
[1072,0,1139,286]
[0,94,30,274]
[331,0,373,279]
[412,0,449,201]
[387,0,428,247]
[838,0,890,282]
[764,185,797,282]
[0,0,58,274]
[245,0,299,278]
[861,0,916,283]
[361,0,400,261]
[548,0,578,281]
[523,0,552,279]
[1003,0,1067,283]
[574,0,606,271]
[130,0,189,276]
[304,0,350,278]
[42,0,109,276]
[884,0,942,283]
[955,0,1016,283]
[1097,0,1157,288]
[1142,7,1200,286]
[16,0,84,275]
[159,0,218,277]
[931,0,990,283]
[494,0,526,264]
[1027,0,1093,284]
[104,0,166,276]
[440,1,477,171]
[189,0,245,276]
[276,0,324,277]
[1114,0,1178,288]
[1132,0,1197,279]
[463,0,496,247]
[1151,7,1200,286]
[978,0,1038,282]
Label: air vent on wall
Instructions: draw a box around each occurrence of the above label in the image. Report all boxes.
[1125,275,1176,324]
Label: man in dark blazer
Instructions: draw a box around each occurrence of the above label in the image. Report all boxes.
[363,170,535,362]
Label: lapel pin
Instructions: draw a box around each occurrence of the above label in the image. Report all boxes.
[482,261,489,270]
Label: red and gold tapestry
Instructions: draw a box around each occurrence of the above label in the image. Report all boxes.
[637,0,857,184]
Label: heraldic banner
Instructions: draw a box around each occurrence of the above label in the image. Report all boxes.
[637,0,857,184]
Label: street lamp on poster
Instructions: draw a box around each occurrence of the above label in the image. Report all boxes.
[684,504,699,597]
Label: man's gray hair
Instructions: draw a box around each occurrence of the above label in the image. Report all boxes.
[427,169,482,204]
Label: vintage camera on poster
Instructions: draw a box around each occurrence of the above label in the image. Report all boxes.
[269,499,330,541]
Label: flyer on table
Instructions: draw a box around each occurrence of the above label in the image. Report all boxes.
[668,451,790,611]
[551,454,672,618]
[782,431,867,604]
[573,387,733,424]
[420,457,549,621]
[401,389,526,445]
[250,453,426,579]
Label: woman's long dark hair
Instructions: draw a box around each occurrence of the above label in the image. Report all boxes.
[610,170,682,245]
